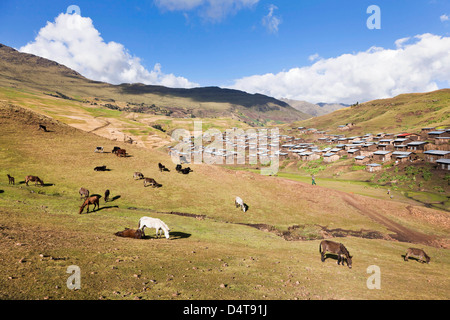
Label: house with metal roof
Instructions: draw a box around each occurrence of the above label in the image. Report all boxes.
[436,158,450,170]
[372,150,392,162]
[406,141,428,153]
[366,163,382,172]
[423,150,450,163]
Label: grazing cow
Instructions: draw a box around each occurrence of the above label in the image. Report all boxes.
[38,124,48,132]
[104,189,110,202]
[78,195,100,214]
[7,174,15,185]
[94,146,104,153]
[319,240,352,269]
[115,149,127,157]
[79,187,89,199]
[138,216,170,239]
[158,163,170,172]
[143,178,162,188]
[235,196,248,212]
[25,175,44,186]
[404,248,431,264]
[115,228,144,239]
[94,165,107,171]
[133,172,144,180]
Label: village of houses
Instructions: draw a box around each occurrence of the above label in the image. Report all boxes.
[168,125,450,173]
[278,125,450,172]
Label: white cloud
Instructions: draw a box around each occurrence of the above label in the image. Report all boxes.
[230,33,450,104]
[308,53,321,62]
[154,0,259,22]
[262,4,282,34]
[19,13,198,88]
[440,14,449,22]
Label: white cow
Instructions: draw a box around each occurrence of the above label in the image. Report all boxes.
[235,196,247,212]
[138,216,170,239]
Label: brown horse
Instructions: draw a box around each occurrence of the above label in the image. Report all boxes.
[115,228,144,239]
[25,175,44,186]
[7,174,15,185]
[115,149,127,157]
[79,187,89,199]
[78,195,100,214]
[319,240,353,268]
[404,248,431,264]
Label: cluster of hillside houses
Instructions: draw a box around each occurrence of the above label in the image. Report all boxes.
[280,126,450,171]
[168,126,450,171]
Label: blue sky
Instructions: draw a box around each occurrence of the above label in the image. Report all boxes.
[1,0,450,103]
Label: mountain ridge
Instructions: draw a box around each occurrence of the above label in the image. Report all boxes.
[0,43,309,125]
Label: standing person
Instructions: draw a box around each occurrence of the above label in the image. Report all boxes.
[311,174,317,186]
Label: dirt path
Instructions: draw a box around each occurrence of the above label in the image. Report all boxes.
[341,193,440,248]
[88,120,111,133]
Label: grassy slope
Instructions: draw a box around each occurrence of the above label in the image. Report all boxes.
[0,103,449,300]
[0,44,309,124]
[292,89,450,135]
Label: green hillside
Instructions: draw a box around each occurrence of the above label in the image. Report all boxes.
[0,103,449,300]
[0,43,309,125]
[294,89,450,134]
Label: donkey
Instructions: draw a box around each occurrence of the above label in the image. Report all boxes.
[78,195,100,214]
[115,228,144,239]
[112,146,121,154]
[158,163,170,172]
[319,240,352,268]
[79,187,89,199]
[404,248,431,264]
[180,167,193,174]
[143,178,162,188]
[7,174,15,185]
[25,175,44,186]
[104,189,110,203]
[133,172,144,180]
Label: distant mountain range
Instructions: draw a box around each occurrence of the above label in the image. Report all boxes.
[280,98,349,117]
[0,43,310,125]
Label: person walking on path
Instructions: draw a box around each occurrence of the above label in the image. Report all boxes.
[311,174,317,185]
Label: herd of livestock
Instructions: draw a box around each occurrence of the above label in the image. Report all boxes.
[5,143,432,267]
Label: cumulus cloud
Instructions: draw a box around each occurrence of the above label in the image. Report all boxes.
[230,33,450,104]
[262,4,281,34]
[19,13,198,88]
[440,14,449,22]
[154,0,259,22]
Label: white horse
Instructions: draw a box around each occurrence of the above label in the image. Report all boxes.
[235,196,247,212]
[138,216,170,239]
